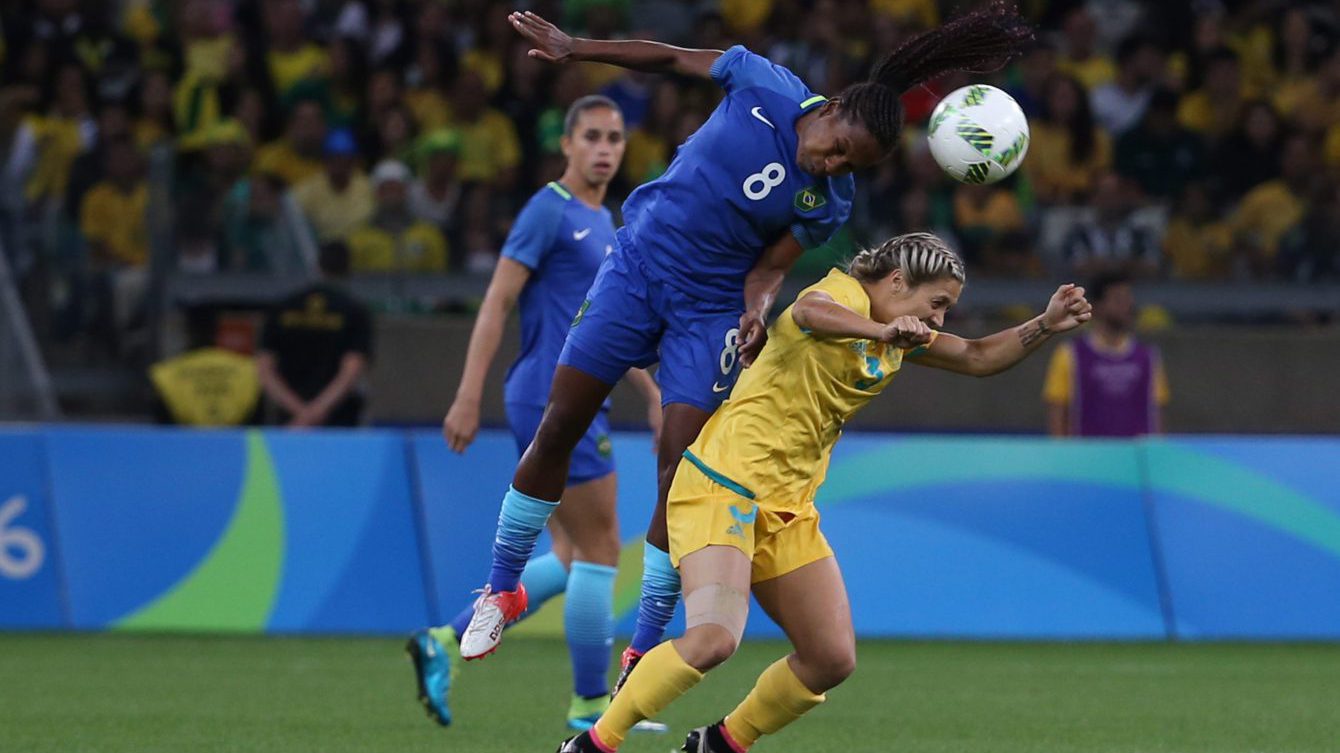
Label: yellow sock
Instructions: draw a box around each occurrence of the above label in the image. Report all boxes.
[722,657,826,749]
[592,642,703,750]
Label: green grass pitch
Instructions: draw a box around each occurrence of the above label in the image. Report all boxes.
[3,634,1338,752]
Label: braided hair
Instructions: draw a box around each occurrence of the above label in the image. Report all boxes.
[847,232,966,286]
[839,1,1033,150]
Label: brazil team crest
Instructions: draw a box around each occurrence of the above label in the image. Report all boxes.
[794,186,826,212]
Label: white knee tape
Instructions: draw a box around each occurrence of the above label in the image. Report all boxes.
[684,584,749,643]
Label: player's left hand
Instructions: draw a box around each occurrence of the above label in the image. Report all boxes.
[737,311,768,368]
[509,11,575,63]
[1042,283,1092,333]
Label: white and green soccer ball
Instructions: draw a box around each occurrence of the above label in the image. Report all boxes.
[926,84,1030,185]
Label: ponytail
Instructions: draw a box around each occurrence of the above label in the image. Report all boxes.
[840,1,1033,149]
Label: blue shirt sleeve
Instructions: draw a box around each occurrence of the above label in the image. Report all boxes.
[791,176,854,250]
[709,45,811,100]
[501,188,566,270]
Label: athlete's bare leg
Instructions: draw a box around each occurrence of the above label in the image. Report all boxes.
[551,472,620,567]
[647,403,715,549]
[750,556,856,692]
[513,366,618,502]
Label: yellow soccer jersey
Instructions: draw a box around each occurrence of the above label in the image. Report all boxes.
[687,269,936,512]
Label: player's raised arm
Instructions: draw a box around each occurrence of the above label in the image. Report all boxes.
[793,291,935,347]
[509,11,722,78]
[909,284,1092,377]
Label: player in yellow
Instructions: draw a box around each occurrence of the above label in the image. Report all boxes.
[556,232,1093,753]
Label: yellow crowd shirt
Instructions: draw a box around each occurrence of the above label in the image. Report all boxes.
[688,269,936,512]
[1056,54,1117,90]
[453,109,522,183]
[267,44,330,96]
[405,88,452,131]
[1176,91,1243,142]
[1024,123,1111,203]
[292,171,374,243]
[1229,179,1305,259]
[22,115,87,203]
[255,140,323,186]
[79,181,149,266]
[348,221,448,273]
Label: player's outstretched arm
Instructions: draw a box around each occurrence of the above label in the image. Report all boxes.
[509,11,722,78]
[909,284,1092,377]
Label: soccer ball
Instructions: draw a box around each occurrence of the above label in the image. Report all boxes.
[926,84,1029,185]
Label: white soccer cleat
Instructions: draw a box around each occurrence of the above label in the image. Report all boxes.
[458,583,529,660]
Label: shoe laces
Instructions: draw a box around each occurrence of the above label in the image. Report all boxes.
[463,587,504,636]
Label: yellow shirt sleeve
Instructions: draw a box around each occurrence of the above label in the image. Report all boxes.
[347,227,393,271]
[1042,343,1073,404]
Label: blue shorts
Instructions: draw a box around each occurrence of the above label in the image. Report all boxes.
[558,249,743,413]
[506,402,615,486]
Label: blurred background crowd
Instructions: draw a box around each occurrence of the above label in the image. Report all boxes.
[2,0,1339,422]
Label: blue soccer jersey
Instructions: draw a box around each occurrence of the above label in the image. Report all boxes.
[502,181,617,408]
[619,45,855,301]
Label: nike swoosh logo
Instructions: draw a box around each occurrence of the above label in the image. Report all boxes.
[573,228,592,240]
[750,106,775,129]
[712,382,730,393]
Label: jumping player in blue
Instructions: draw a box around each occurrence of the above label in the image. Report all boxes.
[461,5,1032,698]
[405,96,664,731]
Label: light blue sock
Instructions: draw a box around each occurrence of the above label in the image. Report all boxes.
[629,544,680,654]
[488,485,559,592]
[564,560,616,698]
[449,551,568,636]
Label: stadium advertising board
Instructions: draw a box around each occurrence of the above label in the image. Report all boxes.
[0,430,64,628]
[816,436,1167,639]
[5,427,1340,640]
[1145,438,1340,639]
[44,427,429,633]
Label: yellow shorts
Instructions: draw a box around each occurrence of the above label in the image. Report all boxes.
[666,452,833,584]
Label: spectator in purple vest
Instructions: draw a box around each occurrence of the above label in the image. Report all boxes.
[1043,272,1169,437]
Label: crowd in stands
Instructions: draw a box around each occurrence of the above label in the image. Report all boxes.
[3,0,1340,350]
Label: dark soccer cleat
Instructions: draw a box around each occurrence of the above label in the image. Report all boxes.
[682,720,743,753]
[610,646,642,699]
[405,627,457,726]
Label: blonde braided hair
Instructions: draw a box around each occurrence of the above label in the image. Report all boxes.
[847,232,966,286]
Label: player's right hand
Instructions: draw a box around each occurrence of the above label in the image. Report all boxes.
[737,311,768,368]
[509,11,575,63]
[878,316,934,349]
[443,399,481,453]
